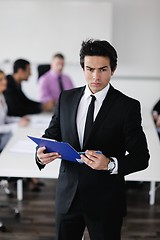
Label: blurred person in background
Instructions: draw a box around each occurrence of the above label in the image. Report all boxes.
[152,99,160,138]
[4,59,42,117]
[0,69,30,197]
[0,70,29,152]
[3,59,44,191]
[38,53,74,112]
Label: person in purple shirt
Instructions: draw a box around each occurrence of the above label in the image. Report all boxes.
[38,53,74,112]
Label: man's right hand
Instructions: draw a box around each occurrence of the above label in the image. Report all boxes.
[37,146,61,165]
[42,100,55,112]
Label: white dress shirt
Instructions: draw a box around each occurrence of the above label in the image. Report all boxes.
[0,93,19,134]
[76,84,118,174]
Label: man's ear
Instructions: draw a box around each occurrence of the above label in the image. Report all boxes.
[18,68,23,75]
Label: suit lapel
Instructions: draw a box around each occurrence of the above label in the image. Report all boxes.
[94,85,117,125]
[70,87,85,150]
[83,85,117,148]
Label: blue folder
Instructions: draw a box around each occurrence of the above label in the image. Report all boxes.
[27,135,83,163]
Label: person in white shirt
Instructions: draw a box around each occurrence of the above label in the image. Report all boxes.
[0,69,44,192]
[0,70,29,152]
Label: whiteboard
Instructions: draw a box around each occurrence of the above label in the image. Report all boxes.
[0,1,112,63]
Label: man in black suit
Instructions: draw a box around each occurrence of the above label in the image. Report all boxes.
[36,39,150,240]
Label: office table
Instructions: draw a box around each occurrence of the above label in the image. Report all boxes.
[0,114,60,200]
[125,109,160,205]
[0,111,160,205]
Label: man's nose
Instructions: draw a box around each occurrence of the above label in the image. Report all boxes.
[93,70,100,80]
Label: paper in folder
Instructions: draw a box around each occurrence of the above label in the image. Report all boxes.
[27,135,83,163]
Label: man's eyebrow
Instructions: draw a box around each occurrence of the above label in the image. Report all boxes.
[86,66,94,69]
[99,66,108,69]
[86,66,108,69]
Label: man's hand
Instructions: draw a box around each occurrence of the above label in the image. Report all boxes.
[18,115,30,127]
[80,150,110,170]
[42,100,55,112]
[37,146,61,165]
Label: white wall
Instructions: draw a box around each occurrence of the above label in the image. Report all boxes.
[0,0,112,100]
[1,0,160,78]
[0,0,160,113]
[112,77,160,114]
[112,0,160,77]
[0,1,112,64]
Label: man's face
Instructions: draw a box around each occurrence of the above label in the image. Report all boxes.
[83,56,115,94]
[19,64,31,81]
[51,57,64,74]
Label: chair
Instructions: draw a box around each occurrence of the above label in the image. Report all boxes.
[0,178,14,198]
[0,178,20,232]
[37,64,50,80]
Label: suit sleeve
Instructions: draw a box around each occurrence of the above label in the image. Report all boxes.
[35,98,62,170]
[118,100,150,176]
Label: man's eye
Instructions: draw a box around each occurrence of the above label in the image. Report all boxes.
[87,68,94,72]
[101,68,107,72]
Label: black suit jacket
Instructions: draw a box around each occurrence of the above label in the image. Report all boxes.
[36,85,149,219]
[4,75,42,117]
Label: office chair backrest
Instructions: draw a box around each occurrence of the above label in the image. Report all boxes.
[37,64,50,80]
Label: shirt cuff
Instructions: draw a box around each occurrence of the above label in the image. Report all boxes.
[110,157,118,174]
[37,157,45,166]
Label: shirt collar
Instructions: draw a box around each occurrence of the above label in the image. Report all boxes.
[50,69,61,77]
[84,83,110,102]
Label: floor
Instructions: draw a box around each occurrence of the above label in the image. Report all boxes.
[0,179,160,240]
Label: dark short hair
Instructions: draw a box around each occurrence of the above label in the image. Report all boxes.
[80,39,117,71]
[53,53,65,60]
[13,59,30,73]
[0,69,4,74]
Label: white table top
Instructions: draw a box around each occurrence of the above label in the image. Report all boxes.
[0,113,60,179]
[0,111,160,182]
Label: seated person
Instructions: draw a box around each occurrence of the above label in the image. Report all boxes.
[1,69,43,191]
[0,70,29,152]
[38,53,74,112]
[152,99,160,138]
[3,59,42,117]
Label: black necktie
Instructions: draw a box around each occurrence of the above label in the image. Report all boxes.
[83,95,96,145]
[58,75,64,92]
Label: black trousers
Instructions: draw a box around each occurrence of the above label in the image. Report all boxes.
[56,191,123,240]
